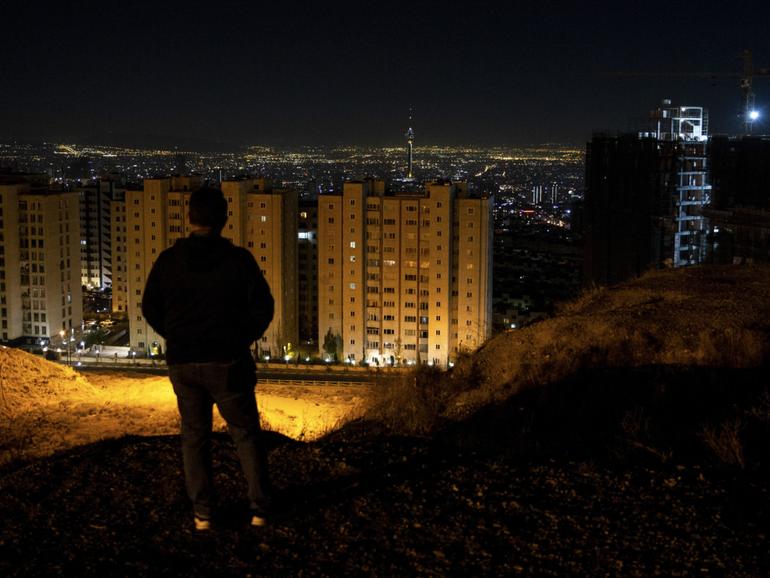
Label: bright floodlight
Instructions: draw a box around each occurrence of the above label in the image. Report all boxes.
[749,110,760,121]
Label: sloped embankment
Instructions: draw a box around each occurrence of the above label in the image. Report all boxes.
[447,264,770,418]
[1,265,769,576]
[0,347,98,418]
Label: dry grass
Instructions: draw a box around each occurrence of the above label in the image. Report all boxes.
[369,265,770,435]
[447,265,770,419]
[367,366,449,435]
[702,419,746,468]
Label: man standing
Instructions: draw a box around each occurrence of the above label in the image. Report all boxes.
[142,186,274,531]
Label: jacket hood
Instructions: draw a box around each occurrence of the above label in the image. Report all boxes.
[175,234,233,273]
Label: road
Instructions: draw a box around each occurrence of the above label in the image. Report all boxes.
[71,359,403,386]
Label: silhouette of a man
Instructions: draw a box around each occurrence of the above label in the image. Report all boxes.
[142,186,274,531]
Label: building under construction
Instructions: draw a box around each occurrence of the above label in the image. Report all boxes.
[704,135,770,263]
[584,100,712,285]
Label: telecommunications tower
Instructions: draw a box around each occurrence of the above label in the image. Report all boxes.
[405,108,415,179]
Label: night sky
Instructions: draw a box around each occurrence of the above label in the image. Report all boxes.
[2,0,769,148]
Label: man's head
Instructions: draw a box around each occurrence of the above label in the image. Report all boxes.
[189,187,228,233]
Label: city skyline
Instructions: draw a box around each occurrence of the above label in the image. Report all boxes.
[2,1,770,148]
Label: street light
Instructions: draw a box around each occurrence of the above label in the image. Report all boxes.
[750,110,760,121]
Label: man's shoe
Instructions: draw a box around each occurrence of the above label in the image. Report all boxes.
[194,515,212,531]
[250,511,267,527]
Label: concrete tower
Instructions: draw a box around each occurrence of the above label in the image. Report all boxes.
[405,108,415,179]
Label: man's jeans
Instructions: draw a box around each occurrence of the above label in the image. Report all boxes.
[169,357,269,519]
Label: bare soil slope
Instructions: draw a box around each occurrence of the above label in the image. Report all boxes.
[448,264,770,418]
[1,265,769,576]
[0,350,368,465]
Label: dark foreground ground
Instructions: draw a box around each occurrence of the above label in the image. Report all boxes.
[1,366,769,576]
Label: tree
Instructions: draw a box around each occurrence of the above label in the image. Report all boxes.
[393,337,402,365]
[323,328,343,361]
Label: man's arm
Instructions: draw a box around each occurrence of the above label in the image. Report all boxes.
[142,257,166,338]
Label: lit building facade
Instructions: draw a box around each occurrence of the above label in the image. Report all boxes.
[110,194,128,315]
[123,176,297,356]
[0,178,82,342]
[298,199,318,345]
[317,179,492,367]
[238,179,298,358]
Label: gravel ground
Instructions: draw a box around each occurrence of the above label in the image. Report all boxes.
[1,421,768,577]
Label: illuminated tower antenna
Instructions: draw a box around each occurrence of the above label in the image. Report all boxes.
[405,107,415,179]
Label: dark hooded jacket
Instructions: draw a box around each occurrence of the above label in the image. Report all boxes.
[142,234,274,365]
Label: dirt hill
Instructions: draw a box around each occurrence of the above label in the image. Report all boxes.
[0,346,98,418]
[1,264,769,576]
[0,349,368,466]
[454,264,770,412]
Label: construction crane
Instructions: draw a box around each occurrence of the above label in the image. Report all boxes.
[616,49,770,135]
[735,49,770,133]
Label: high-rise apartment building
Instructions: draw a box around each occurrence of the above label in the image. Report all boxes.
[236,179,298,358]
[111,193,128,315]
[584,101,711,285]
[124,176,193,353]
[704,135,770,263]
[317,179,492,367]
[0,176,82,343]
[298,199,318,344]
[77,176,125,289]
[122,176,297,357]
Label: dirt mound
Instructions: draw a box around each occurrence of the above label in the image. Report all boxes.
[0,350,368,465]
[0,347,97,418]
[448,265,770,417]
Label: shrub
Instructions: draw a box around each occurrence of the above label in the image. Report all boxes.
[366,365,452,435]
[701,418,745,468]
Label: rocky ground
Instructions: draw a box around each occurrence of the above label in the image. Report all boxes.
[1,369,769,577]
[2,265,769,576]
